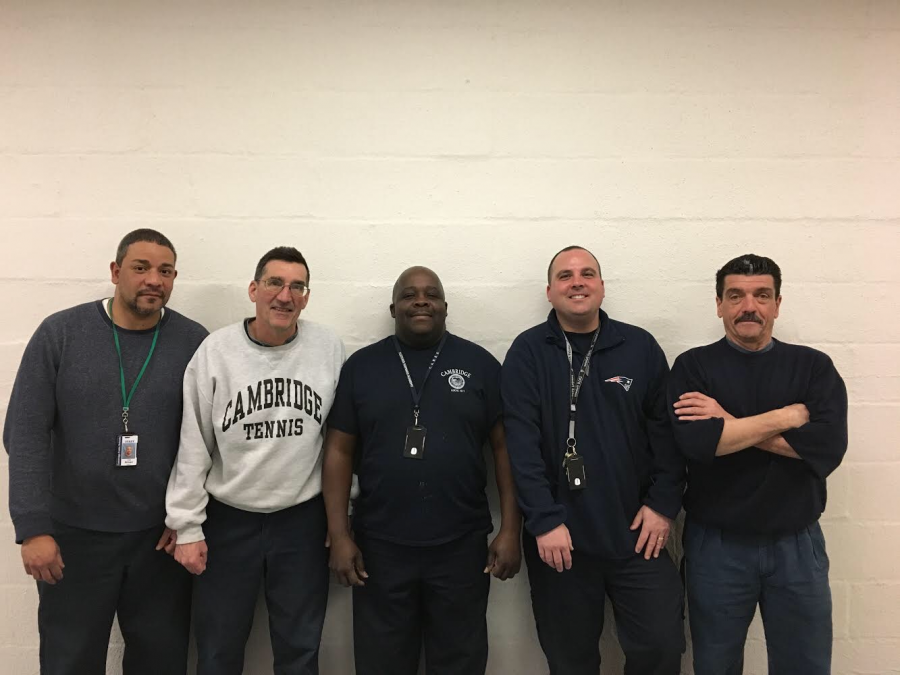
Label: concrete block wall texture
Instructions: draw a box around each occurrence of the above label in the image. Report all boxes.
[0,0,898,672]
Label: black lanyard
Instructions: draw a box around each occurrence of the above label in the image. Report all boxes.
[392,333,447,426]
[563,327,601,453]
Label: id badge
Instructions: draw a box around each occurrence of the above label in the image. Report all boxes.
[564,453,586,490]
[117,434,138,467]
[403,426,427,460]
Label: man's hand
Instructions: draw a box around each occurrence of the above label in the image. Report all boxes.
[630,506,673,560]
[485,529,522,580]
[329,533,368,587]
[673,392,735,421]
[21,535,65,584]
[174,541,208,575]
[155,527,177,556]
[536,524,574,573]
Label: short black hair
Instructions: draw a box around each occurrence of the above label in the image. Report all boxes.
[715,254,782,298]
[115,229,177,266]
[254,246,310,282]
[547,245,602,284]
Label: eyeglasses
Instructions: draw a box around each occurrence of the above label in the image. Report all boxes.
[258,277,310,297]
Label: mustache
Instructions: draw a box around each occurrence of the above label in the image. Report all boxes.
[736,312,762,324]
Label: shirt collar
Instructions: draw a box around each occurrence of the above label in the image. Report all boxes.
[544,309,624,352]
[725,336,775,354]
[244,318,299,347]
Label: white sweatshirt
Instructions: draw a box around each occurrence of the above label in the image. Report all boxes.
[165,319,345,544]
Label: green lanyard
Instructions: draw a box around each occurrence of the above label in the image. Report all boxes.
[108,299,161,432]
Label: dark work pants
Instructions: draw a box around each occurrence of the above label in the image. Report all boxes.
[523,533,684,675]
[685,519,833,675]
[352,531,491,675]
[193,496,329,675]
[37,522,191,675]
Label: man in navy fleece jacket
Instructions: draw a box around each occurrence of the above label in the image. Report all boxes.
[502,246,685,675]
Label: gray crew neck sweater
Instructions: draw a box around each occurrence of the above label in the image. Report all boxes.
[4,300,208,542]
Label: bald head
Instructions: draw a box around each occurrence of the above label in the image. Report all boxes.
[390,266,448,348]
[392,266,445,303]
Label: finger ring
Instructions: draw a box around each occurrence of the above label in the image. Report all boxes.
[657,536,665,541]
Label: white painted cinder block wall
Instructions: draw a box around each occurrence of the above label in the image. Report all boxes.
[1,1,898,673]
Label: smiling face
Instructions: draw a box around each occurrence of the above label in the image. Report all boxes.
[248,259,310,344]
[716,274,781,350]
[390,267,448,347]
[546,247,605,332]
[110,241,177,321]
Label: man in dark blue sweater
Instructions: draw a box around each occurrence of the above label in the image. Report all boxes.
[669,254,848,675]
[4,230,208,675]
[502,246,685,675]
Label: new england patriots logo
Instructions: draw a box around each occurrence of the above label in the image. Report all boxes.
[604,375,633,391]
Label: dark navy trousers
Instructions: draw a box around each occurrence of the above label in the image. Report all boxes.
[352,530,491,675]
[193,496,329,675]
[37,522,191,675]
[684,519,833,675]
[523,533,685,675]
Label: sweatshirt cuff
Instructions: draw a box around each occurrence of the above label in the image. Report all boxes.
[525,506,567,538]
[13,513,56,545]
[174,525,205,545]
[643,492,682,521]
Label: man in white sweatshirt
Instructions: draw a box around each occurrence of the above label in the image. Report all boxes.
[165,246,345,675]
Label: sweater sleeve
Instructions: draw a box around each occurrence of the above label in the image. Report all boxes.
[667,351,725,464]
[641,338,686,520]
[501,338,566,538]
[781,352,848,480]
[3,320,59,543]
[165,349,216,544]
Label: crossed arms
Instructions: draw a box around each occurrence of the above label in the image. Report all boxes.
[673,392,809,458]
[668,350,848,480]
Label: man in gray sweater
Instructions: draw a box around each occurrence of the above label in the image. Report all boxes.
[4,229,208,675]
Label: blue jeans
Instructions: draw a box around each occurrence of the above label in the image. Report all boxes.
[684,519,832,675]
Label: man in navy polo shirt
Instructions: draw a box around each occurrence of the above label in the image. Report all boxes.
[322,266,522,675]
[502,245,685,675]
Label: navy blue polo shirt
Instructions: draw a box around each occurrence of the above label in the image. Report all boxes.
[328,332,501,546]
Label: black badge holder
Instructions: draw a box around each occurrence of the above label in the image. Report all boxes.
[404,425,426,460]
[563,438,586,490]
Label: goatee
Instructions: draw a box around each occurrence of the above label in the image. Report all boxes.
[126,297,162,317]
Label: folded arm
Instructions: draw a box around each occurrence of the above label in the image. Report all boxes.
[673,391,808,456]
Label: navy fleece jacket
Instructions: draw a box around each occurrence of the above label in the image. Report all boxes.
[502,310,685,559]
